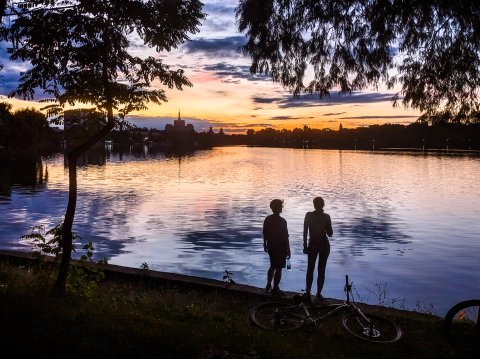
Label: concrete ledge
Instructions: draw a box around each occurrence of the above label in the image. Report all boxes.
[0,249,290,300]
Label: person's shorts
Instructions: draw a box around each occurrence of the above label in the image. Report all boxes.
[268,251,287,269]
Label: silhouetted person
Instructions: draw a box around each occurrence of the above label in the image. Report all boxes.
[303,197,333,299]
[263,199,290,295]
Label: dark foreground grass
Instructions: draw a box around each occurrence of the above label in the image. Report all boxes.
[0,262,471,359]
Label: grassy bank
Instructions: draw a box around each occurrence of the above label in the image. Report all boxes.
[0,261,470,359]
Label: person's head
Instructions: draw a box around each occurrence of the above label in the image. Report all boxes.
[313,196,325,211]
[270,199,284,214]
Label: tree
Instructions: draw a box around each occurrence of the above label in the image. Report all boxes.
[2,0,205,293]
[0,1,6,20]
[236,0,480,121]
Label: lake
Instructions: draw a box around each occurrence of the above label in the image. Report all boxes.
[1,146,479,315]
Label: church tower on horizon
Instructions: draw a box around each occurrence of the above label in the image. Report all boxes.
[165,110,194,133]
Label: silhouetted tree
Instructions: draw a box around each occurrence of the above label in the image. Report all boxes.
[236,0,480,120]
[2,0,205,293]
[0,103,51,161]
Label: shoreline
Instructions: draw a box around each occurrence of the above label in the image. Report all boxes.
[0,249,441,320]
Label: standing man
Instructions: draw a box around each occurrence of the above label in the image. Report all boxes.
[303,196,333,299]
[263,199,291,295]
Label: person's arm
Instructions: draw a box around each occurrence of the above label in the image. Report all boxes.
[303,213,309,253]
[286,221,291,259]
[262,218,268,252]
[326,214,333,237]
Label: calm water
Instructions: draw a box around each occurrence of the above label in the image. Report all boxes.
[1,146,479,315]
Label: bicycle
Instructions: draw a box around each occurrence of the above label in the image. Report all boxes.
[249,275,402,343]
[443,299,480,355]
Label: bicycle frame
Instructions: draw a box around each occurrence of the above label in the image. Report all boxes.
[250,274,403,342]
[310,275,375,334]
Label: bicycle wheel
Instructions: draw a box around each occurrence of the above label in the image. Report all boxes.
[443,300,480,353]
[249,302,305,331]
[342,313,402,343]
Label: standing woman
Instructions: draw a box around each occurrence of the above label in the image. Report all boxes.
[303,197,333,299]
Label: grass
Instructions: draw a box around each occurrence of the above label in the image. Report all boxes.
[0,261,473,359]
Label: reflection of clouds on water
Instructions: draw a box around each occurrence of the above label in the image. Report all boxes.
[177,226,263,285]
[176,205,264,284]
[181,226,261,250]
[178,205,262,250]
[74,192,144,260]
[339,216,411,244]
[334,214,411,262]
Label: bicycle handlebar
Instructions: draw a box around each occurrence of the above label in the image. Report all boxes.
[344,274,352,304]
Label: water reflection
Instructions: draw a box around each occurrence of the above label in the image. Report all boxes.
[0,158,48,198]
[338,216,411,247]
[0,147,479,314]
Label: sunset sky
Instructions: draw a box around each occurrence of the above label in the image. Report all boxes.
[0,0,422,134]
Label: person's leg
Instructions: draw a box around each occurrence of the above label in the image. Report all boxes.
[266,266,274,291]
[266,252,275,291]
[306,249,319,294]
[273,268,282,288]
[316,241,331,296]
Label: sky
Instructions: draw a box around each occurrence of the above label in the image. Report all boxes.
[0,0,422,134]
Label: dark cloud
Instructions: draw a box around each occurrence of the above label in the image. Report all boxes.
[181,36,247,58]
[251,96,283,104]
[278,93,396,108]
[323,112,347,116]
[204,62,270,82]
[221,79,241,84]
[250,92,399,109]
[201,2,238,33]
[271,116,303,121]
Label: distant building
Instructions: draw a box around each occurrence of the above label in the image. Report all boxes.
[164,111,196,148]
[165,111,195,134]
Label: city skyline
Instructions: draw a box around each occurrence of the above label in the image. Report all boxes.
[0,0,421,134]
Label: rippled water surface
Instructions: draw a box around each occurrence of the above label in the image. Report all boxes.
[1,146,479,314]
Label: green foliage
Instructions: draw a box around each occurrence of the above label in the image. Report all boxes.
[21,223,108,297]
[0,103,51,159]
[2,0,206,119]
[236,0,480,119]
[21,223,68,283]
[68,242,108,299]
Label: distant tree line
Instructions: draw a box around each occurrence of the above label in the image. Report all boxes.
[246,123,480,151]
[0,103,58,163]
[2,103,479,156]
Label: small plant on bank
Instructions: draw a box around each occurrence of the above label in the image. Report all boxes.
[21,223,107,297]
[222,270,235,288]
[140,262,150,271]
[68,241,108,298]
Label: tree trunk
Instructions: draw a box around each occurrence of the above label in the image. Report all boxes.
[54,25,115,294]
[53,116,115,294]
[54,154,77,292]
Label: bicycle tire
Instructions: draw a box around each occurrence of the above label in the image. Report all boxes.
[342,313,402,343]
[249,302,305,331]
[443,299,480,353]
